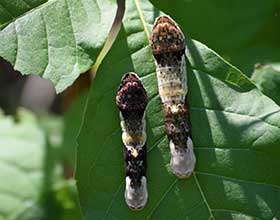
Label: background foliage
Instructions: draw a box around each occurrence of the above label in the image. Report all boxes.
[0,0,279,220]
[0,0,117,92]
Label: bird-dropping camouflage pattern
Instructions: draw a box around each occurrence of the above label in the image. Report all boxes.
[150,16,196,178]
[116,73,148,210]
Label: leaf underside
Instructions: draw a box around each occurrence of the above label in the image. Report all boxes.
[0,0,117,92]
[76,1,280,220]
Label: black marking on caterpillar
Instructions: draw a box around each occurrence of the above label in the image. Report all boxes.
[150,16,196,178]
[116,72,148,210]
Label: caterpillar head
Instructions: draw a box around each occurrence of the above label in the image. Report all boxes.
[150,15,185,55]
[116,73,147,112]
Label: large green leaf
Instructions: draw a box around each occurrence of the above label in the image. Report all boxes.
[0,109,46,220]
[76,1,280,219]
[0,0,117,92]
[251,64,280,106]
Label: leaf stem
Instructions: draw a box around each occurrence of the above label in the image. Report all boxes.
[91,0,125,77]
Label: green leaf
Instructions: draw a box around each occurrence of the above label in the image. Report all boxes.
[149,0,278,55]
[0,0,47,27]
[184,38,251,87]
[0,0,117,92]
[52,179,82,220]
[230,45,280,76]
[76,0,280,219]
[251,64,280,106]
[0,110,68,220]
[38,114,83,220]
[0,109,46,220]
[0,109,82,220]
[38,114,64,188]
[62,92,88,165]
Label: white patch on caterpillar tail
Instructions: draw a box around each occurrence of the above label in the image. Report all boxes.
[125,176,148,210]
[169,137,196,178]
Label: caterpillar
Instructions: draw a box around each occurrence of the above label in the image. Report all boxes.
[150,16,196,178]
[116,73,148,210]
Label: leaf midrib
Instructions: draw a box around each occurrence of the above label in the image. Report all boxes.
[134,0,150,42]
[194,173,215,219]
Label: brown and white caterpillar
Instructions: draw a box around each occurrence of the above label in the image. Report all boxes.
[116,73,148,210]
[150,16,196,178]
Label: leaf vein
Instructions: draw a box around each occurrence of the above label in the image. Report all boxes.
[146,179,178,220]
[102,182,124,220]
[196,171,280,190]
[190,107,280,129]
[148,134,165,153]
[194,173,216,220]
[64,0,78,75]
[133,0,150,43]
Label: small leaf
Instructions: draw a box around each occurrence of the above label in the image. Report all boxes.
[0,0,117,92]
[251,64,280,106]
[76,0,280,219]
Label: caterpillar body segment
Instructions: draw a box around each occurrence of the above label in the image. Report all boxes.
[150,16,196,178]
[156,58,187,104]
[163,102,195,178]
[116,73,148,210]
[124,144,147,210]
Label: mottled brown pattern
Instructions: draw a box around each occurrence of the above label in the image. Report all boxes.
[150,15,185,55]
[163,102,190,150]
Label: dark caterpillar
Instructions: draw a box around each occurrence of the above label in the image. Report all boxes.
[150,16,196,178]
[116,73,148,210]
